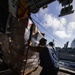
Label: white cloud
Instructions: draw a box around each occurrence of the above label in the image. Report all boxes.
[67,22,75,33]
[60,18,66,25]
[54,21,75,38]
[68,22,75,29]
[43,14,53,27]
[38,8,48,16]
[39,9,67,31]
[42,13,66,31]
[36,6,75,39]
[55,31,71,38]
[52,17,66,31]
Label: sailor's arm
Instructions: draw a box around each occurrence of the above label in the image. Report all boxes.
[29,46,42,52]
[25,41,42,52]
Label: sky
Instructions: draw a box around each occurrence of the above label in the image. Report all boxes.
[31,0,75,48]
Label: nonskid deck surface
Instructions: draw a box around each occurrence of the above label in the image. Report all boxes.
[59,60,75,71]
[0,66,75,75]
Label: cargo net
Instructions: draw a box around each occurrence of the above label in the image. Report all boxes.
[0,15,44,75]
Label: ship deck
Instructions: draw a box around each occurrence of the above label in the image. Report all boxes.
[30,66,75,75]
[0,66,75,75]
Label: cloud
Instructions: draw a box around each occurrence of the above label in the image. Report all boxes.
[54,30,71,39]
[42,13,66,31]
[43,13,53,27]
[54,22,75,39]
[36,6,75,39]
[67,22,75,33]
[39,8,66,30]
[38,8,48,16]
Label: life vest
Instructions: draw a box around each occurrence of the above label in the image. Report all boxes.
[47,46,59,68]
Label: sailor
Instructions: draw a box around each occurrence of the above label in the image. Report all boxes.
[45,42,59,75]
[29,38,59,75]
